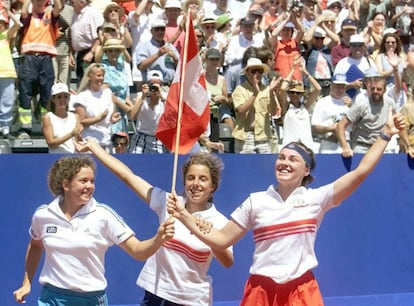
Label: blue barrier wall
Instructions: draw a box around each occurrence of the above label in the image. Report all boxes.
[1,154,414,306]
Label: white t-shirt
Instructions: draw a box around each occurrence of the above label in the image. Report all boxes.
[137,187,232,306]
[73,88,114,147]
[231,184,336,284]
[134,94,165,136]
[31,197,134,292]
[282,103,315,151]
[45,111,77,153]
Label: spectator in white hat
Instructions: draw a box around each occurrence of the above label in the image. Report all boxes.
[303,26,335,97]
[135,18,180,85]
[311,73,352,153]
[129,69,168,153]
[331,18,358,66]
[42,83,83,154]
[231,57,279,153]
[164,0,186,53]
[334,33,375,99]
[100,39,133,135]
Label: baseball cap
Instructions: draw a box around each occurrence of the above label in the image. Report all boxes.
[164,0,182,9]
[341,19,357,30]
[240,17,256,26]
[111,131,129,143]
[151,19,166,29]
[350,34,364,45]
[327,0,341,7]
[51,83,70,96]
[206,48,222,59]
[364,67,380,78]
[332,74,348,85]
[284,21,295,28]
[313,27,326,38]
[148,70,163,81]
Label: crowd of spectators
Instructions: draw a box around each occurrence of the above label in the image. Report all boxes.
[1,0,414,155]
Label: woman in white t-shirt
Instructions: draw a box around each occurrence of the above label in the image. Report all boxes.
[74,139,234,306]
[42,83,82,153]
[167,111,406,306]
[13,156,175,305]
[74,63,121,151]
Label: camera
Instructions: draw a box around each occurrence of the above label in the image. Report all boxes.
[290,0,303,9]
[149,83,159,92]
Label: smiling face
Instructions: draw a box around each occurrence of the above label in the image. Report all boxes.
[63,166,95,206]
[184,164,216,206]
[88,66,105,90]
[275,148,310,187]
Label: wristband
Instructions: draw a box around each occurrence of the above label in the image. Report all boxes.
[379,131,391,142]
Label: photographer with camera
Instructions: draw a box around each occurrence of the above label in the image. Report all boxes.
[128,70,169,153]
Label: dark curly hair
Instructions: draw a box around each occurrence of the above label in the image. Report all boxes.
[48,156,97,196]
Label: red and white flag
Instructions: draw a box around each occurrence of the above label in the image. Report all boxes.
[156,15,209,154]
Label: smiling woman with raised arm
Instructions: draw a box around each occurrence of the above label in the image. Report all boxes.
[74,139,234,306]
[13,156,174,305]
[167,109,406,306]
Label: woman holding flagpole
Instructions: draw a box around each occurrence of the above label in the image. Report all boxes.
[78,14,233,305]
[75,138,233,306]
[166,109,406,305]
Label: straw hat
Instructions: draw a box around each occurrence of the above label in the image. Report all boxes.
[289,81,305,92]
[103,3,124,20]
[242,58,270,74]
[103,39,125,50]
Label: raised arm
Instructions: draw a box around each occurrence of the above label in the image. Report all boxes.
[74,138,154,204]
[332,109,405,205]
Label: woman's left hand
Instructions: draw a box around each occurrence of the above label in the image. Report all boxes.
[111,112,122,123]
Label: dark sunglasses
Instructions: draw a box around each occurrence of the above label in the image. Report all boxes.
[288,91,302,95]
[115,141,128,147]
[250,68,263,74]
[106,48,122,53]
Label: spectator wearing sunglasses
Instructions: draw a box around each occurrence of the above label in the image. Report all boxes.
[100,39,133,135]
[279,56,321,151]
[303,26,335,97]
[231,58,279,153]
[111,131,130,153]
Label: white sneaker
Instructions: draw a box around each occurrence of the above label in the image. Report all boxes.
[17,131,30,139]
[2,126,10,136]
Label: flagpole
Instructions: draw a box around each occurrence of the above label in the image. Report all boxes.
[170,11,192,193]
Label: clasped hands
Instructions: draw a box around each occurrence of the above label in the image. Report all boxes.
[167,192,213,234]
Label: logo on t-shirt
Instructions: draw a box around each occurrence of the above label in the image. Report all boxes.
[46,226,57,233]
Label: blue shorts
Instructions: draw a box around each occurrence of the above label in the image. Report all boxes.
[38,284,108,306]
